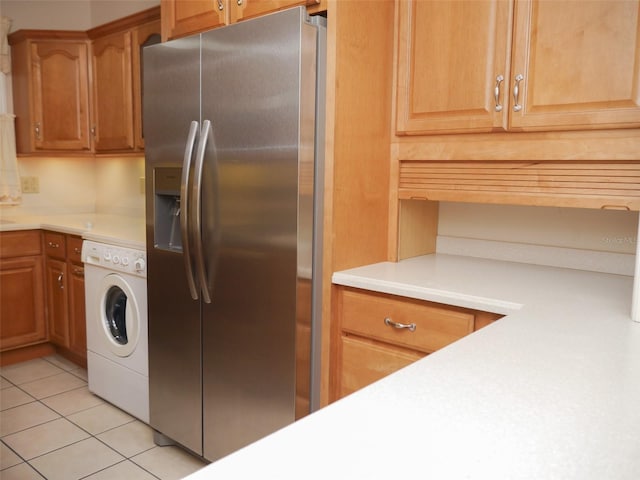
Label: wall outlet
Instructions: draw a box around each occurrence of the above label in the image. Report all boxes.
[140,177,145,195]
[21,176,40,194]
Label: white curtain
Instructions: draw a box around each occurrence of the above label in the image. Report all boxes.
[0,16,21,205]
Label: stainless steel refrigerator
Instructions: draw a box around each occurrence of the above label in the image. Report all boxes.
[143,8,325,462]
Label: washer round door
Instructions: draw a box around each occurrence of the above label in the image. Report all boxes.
[98,273,140,357]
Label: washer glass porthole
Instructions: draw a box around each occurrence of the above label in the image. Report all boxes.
[104,286,128,345]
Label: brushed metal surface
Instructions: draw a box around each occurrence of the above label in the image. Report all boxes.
[199,8,318,461]
[144,34,204,456]
[144,7,324,462]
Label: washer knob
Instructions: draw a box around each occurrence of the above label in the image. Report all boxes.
[134,258,146,272]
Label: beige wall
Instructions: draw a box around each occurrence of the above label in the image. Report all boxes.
[4,157,96,215]
[90,0,159,27]
[438,202,638,255]
[94,156,145,217]
[2,0,159,31]
[1,156,144,217]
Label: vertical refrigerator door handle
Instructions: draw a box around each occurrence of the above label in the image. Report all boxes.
[181,120,200,301]
[192,119,212,304]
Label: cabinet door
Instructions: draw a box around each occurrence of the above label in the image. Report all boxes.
[0,256,47,350]
[396,0,513,135]
[510,0,640,131]
[67,261,86,360]
[132,20,162,149]
[162,0,228,40]
[230,0,319,22]
[91,31,135,151]
[46,258,69,347]
[44,231,66,260]
[339,335,423,398]
[30,41,91,150]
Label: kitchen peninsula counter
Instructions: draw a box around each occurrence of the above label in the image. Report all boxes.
[0,213,145,248]
[185,254,640,479]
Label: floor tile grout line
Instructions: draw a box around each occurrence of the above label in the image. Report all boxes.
[0,438,30,469]
[76,458,163,480]
[0,400,61,438]
[3,355,208,479]
[5,372,88,402]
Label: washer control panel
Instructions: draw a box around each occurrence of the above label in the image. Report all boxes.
[81,240,147,278]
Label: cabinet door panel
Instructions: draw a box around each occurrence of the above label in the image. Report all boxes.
[339,335,423,398]
[163,0,228,40]
[132,20,162,149]
[46,258,69,347]
[31,41,91,150]
[68,262,86,359]
[91,31,134,151]
[396,0,512,134]
[341,288,475,354]
[510,0,640,130]
[0,256,47,350]
[231,0,317,22]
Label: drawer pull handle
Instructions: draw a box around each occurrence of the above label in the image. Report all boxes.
[384,317,416,332]
[48,241,60,248]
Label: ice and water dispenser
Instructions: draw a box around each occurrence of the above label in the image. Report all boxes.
[153,167,183,252]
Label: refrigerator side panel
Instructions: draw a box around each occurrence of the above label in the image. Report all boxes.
[199,8,315,461]
[143,36,204,456]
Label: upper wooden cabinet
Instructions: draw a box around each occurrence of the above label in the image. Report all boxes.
[396,0,640,135]
[10,32,92,153]
[90,31,135,151]
[161,0,324,41]
[132,20,163,149]
[88,8,161,153]
[230,0,321,22]
[162,0,228,40]
[9,7,160,155]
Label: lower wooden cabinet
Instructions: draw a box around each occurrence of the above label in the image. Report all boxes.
[45,257,69,346]
[0,231,47,351]
[67,255,86,360]
[332,286,502,401]
[44,231,86,365]
[340,335,423,396]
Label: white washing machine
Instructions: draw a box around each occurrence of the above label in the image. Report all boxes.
[82,240,149,423]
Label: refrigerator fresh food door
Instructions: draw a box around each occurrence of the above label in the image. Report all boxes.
[199,8,318,461]
[144,34,204,456]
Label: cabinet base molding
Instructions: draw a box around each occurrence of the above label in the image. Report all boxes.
[54,346,87,370]
[0,343,56,367]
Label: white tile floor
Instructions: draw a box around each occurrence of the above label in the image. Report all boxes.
[0,355,208,479]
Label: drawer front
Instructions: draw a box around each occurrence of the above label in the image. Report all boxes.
[341,288,474,353]
[44,231,66,260]
[0,230,42,258]
[340,335,424,397]
[66,235,83,264]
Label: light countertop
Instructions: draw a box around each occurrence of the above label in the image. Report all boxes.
[0,213,145,249]
[185,254,640,479]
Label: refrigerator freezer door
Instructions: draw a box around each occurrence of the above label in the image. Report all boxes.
[200,8,318,461]
[144,35,204,456]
